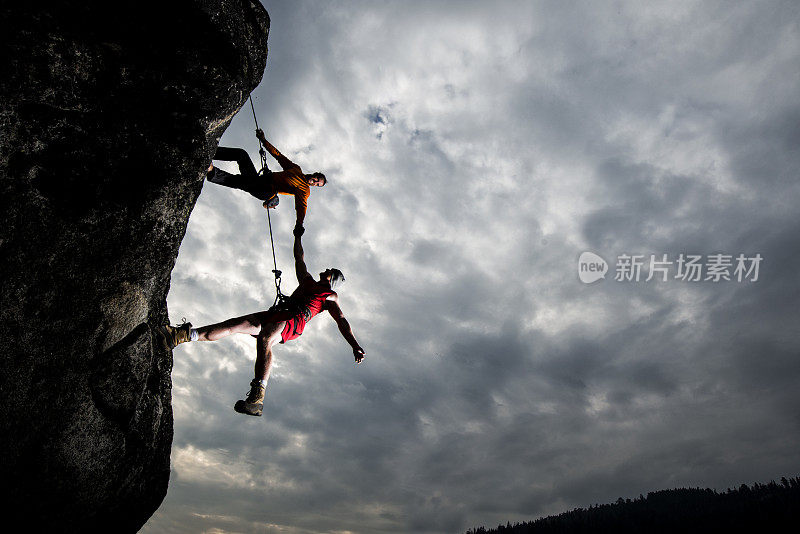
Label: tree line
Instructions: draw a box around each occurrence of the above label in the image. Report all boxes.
[466,477,800,534]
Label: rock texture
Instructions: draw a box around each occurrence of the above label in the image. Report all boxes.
[0,1,269,531]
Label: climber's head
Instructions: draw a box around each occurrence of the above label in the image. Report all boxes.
[320,268,345,289]
[306,172,326,187]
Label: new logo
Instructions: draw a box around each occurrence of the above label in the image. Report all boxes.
[578,251,608,284]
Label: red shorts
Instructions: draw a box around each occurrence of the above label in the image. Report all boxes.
[280,313,307,343]
[250,310,305,343]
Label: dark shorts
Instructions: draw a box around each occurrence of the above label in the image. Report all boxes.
[208,146,274,201]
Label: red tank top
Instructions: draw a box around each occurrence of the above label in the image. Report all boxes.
[290,279,334,320]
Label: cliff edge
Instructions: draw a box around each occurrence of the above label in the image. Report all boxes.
[0,1,269,531]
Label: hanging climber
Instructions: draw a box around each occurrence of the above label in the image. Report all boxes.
[206,129,326,227]
[159,224,365,417]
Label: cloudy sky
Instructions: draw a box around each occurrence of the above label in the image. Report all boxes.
[143,1,800,532]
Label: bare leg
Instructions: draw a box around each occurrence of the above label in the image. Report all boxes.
[195,314,259,341]
[193,312,286,389]
[254,321,284,383]
[196,313,282,341]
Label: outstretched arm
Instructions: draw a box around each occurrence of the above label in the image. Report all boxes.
[293,225,311,283]
[256,129,281,159]
[257,129,299,170]
[325,297,365,363]
[294,194,308,226]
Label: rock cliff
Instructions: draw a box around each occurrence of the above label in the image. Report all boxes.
[0,1,269,531]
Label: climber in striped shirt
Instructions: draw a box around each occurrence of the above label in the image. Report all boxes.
[207,129,326,228]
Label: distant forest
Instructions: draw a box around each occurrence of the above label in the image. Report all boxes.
[466,477,800,534]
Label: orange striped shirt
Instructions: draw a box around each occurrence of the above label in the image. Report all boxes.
[272,155,310,223]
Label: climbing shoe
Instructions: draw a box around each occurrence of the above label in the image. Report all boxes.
[234,379,265,417]
[159,320,192,349]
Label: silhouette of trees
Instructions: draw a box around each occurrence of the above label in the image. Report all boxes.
[465,477,800,534]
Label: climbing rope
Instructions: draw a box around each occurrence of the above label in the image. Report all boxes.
[266,208,284,309]
[249,95,268,173]
[248,94,286,310]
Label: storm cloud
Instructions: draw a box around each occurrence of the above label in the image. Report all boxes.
[143,1,800,533]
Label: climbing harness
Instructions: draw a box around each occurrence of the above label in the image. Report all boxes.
[248,95,301,315]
